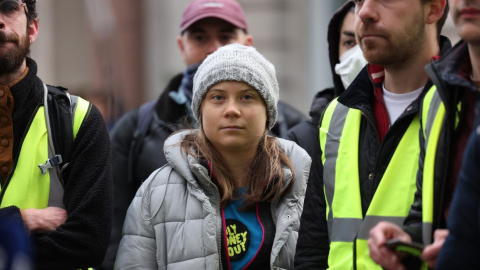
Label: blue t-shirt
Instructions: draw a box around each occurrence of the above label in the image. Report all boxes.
[223,189,263,270]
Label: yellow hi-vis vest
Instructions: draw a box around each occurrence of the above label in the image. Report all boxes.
[420,85,461,246]
[319,99,420,270]
[0,94,90,210]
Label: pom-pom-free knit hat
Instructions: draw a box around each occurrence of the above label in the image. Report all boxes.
[192,44,279,131]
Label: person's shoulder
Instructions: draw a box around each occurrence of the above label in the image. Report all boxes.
[276,137,310,163]
[71,101,108,137]
[109,102,153,141]
[276,138,310,199]
[134,163,190,218]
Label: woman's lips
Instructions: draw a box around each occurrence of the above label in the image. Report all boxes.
[221,126,243,130]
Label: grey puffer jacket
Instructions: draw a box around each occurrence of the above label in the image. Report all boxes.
[115,130,311,270]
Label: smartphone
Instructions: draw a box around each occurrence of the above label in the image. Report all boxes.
[384,239,424,257]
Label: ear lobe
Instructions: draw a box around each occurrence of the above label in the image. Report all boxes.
[425,0,447,25]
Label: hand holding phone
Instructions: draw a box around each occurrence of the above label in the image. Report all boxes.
[384,239,424,257]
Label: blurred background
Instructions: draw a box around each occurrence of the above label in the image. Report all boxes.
[30,0,460,127]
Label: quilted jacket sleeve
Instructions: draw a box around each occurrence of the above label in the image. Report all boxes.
[114,169,161,270]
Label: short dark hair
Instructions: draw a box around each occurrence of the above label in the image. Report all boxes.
[421,0,449,37]
[23,0,38,24]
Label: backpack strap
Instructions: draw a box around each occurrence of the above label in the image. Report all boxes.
[38,84,74,187]
[127,101,157,183]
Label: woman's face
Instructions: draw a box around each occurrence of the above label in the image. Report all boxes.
[201,81,267,153]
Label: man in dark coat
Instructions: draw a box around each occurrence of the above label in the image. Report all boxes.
[437,102,480,269]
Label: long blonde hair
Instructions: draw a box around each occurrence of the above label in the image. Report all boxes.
[180,121,295,209]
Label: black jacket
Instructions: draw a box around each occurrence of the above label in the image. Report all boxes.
[294,37,452,269]
[436,97,480,269]
[0,58,113,269]
[404,41,478,244]
[287,88,334,158]
[103,73,306,269]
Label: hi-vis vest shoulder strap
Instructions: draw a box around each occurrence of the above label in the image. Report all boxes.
[0,88,90,210]
[420,85,461,245]
[319,99,419,270]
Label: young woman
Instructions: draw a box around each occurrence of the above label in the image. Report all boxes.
[115,44,311,270]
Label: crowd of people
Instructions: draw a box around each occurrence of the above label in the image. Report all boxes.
[0,0,478,269]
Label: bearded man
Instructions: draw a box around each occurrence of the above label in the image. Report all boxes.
[295,0,450,269]
[0,1,112,269]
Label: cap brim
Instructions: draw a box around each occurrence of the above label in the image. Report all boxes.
[180,12,247,33]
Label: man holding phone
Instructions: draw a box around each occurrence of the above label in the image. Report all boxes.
[369,0,480,269]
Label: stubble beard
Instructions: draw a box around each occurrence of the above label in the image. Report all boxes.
[0,31,30,76]
[360,9,426,67]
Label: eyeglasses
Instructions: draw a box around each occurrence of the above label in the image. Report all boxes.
[0,0,27,20]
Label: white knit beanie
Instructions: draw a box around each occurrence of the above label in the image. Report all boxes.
[192,44,279,131]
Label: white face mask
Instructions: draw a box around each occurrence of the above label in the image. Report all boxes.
[335,45,368,90]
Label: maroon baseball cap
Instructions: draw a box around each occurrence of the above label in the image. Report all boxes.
[180,0,248,33]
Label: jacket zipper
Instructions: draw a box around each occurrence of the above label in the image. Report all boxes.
[201,173,223,270]
[268,173,294,267]
[197,165,224,270]
[361,112,380,146]
[269,173,293,227]
[0,105,40,205]
[214,186,224,270]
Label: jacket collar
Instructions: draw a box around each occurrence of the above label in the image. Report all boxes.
[155,73,190,124]
[425,40,477,102]
[162,130,309,203]
[337,66,376,113]
[11,57,42,121]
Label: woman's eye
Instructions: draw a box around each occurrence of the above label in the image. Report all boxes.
[242,95,254,100]
[212,95,224,101]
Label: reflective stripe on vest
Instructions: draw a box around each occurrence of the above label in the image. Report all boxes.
[421,86,442,245]
[0,96,90,209]
[320,99,420,270]
[421,85,461,246]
